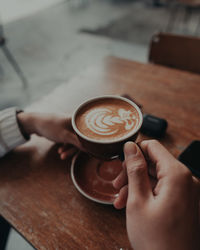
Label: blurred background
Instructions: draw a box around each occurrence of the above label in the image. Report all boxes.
[0,0,200,249]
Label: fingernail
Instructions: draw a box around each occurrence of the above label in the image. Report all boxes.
[112,179,116,187]
[61,153,66,160]
[124,142,137,158]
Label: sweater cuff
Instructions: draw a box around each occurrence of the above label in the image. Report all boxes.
[0,107,27,152]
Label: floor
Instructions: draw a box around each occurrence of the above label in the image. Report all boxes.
[0,0,199,249]
[1,0,199,109]
[0,0,148,110]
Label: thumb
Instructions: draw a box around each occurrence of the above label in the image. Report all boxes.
[124,142,152,204]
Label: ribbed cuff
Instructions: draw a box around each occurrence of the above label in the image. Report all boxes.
[0,107,27,152]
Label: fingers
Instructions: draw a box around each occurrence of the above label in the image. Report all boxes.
[62,117,84,151]
[139,140,177,178]
[192,176,200,197]
[124,142,152,203]
[58,144,72,155]
[63,131,85,152]
[58,144,71,154]
[61,148,78,160]
[140,140,197,200]
[64,117,74,132]
[58,144,78,160]
[113,162,128,190]
[113,185,128,209]
[114,140,200,209]
[113,165,158,210]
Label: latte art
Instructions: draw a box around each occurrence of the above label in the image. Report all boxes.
[85,108,138,136]
[75,97,140,141]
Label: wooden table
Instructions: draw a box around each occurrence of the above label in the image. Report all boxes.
[0,57,200,250]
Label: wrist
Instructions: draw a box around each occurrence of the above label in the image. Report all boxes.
[17,112,36,137]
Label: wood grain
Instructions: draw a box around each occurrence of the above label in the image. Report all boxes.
[0,57,200,249]
[149,32,200,74]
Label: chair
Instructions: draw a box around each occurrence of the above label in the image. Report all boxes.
[178,0,200,5]
[149,32,200,74]
[0,23,28,88]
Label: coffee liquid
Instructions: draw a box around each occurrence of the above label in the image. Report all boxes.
[75,98,139,141]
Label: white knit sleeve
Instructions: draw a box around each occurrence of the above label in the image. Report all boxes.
[0,107,27,158]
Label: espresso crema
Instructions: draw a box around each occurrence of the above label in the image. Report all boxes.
[75,98,140,141]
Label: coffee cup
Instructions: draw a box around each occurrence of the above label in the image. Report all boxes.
[72,95,143,160]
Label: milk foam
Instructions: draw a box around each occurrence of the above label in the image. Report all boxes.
[85,107,138,136]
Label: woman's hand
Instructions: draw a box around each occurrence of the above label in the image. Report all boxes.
[17,112,82,149]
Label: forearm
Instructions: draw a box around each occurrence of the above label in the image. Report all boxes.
[0,110,51,158]
[0,108,80,158]
[0,108,28,157]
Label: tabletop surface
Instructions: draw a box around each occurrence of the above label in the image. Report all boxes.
[0,57,200,250]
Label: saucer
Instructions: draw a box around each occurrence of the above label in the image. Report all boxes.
[71,152,122,204]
